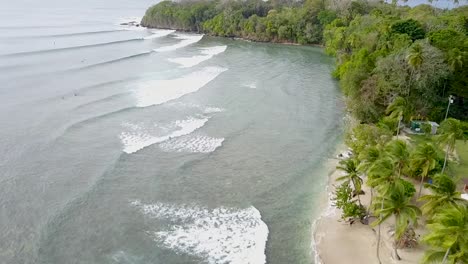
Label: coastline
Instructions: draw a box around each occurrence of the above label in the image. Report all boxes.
[313,145,427,264]
[142,25,325,48]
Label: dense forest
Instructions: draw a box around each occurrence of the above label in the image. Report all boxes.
[142,0,467,124]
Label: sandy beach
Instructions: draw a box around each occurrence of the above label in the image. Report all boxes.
[314,148,427,264]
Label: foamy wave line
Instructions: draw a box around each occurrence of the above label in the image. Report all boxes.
[159,135,224,153]
[134,66,227,108]
[244,82,257,89]
[120,117,210,154]
[131,200,269,264]
[165,102,225,114]
[168,45,227,68]
[154,34,204,52]
[144,29,175,40]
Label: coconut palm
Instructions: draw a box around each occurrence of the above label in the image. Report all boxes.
[368,156,399,264]
[447,48,464,72]
[422,203,468,264]
[386,97,414,131]
[410,142,438,198]
[419,173,465,217]
[336,158,363,206]
[385,139,410,178]
[358,145,382,174]
[437,118,466,173]
[407,43,424,70]
[406,43,424,96]
[368,156,399,192]
[358,145,383,217]
[372,185,422,261]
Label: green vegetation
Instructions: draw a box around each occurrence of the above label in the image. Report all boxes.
[142,0,334,44]
[422,203,468,264]
[454,140,468,178]
[336,119,467,262]
[324,4,468,123]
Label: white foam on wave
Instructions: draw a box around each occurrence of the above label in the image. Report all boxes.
[168,45,227,68]
[144,29,175,40]
[160,135,224,153]
[134,67,227,108]
[154,34,204,52]
[244,83,257,89]
[120,117,209,154]
[131,200,269,264]
[165,102,225,114]
[203,106,225,113]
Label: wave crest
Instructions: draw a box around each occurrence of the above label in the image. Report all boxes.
[131,200,269,264]
[134,66,227,108]
[154,34,204,52]
[120,117,210,154]
[168,45,227,68]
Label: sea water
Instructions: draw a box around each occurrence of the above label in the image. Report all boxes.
[0,0,343,263]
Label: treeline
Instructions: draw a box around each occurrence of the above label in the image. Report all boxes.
[141,0,336,44]
[324,2,468,123]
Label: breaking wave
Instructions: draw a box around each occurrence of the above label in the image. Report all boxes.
[154,34,204,52]
[159,135,224,153]
[134,66,227,108]
[119,117,210,154]
[144,29,175,40]
[131,200,269,264]
[168,45,227,68]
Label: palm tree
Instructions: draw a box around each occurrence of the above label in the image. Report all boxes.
[447,48,464,72]
[410,142,438,198]
[419,173,465,217]
[437,118,466,173]
[422,203,468,264]
[372,184,422,261]
[368,156,399,264]
[358,145,383,216]
[385,139,410,178]
[336,158,363,206]
[386,97,414,134]
[407,43,424,70]
[358,145,382,174]
[368,157,399,192]
[406,43,424,96]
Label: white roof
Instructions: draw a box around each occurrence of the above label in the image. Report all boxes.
[462,193,468,201]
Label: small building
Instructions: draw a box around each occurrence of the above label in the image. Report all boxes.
[410,120,439,135]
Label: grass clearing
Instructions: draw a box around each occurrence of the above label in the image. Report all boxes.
[454,140,468,180]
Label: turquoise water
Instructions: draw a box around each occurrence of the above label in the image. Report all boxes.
[0,1,344,263]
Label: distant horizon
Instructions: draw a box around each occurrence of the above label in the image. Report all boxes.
[393,0,467,8]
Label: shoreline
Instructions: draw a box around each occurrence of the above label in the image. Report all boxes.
[142,25,325,48]
[313,144,427,264]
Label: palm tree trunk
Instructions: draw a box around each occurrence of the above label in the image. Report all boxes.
[394,216,401,261]
[376,199,384,264]
[442,247,450,264]
[442,145,449,173]
[418,174,425,198]
[394,243,401,261]
[351,179,362,207]
[396,115,401,137]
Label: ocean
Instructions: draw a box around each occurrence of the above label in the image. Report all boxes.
[0,0,344,263]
